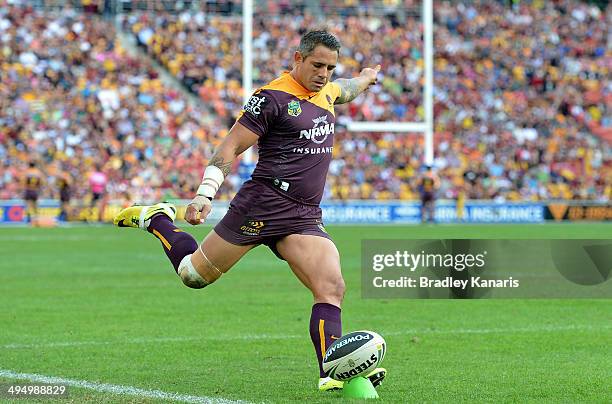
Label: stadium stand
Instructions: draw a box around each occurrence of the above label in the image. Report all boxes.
[0,3,240,204]
[1,0,610,206]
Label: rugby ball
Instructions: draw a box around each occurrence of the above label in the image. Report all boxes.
[322,330,386,381]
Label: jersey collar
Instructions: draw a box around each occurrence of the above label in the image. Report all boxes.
[284,71,319,98]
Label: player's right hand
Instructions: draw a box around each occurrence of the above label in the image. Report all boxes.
[185,195,212,225]
[360,64,381,87]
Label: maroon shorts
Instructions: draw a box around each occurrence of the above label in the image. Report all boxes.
[214,179,332,260]
[24,190,38,202]
[421,192,435,203]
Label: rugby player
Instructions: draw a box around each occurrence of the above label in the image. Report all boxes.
[114,30,386,391]
[419,166,439,223]
[57,171,71,221]
[23,161,43,224]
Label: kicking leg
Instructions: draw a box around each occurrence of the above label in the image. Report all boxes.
[178,230,254,288]
[114,203,253,288]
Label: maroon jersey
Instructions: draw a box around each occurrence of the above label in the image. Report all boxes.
[24,168,43,191]
[237,72,342,205]
[422,177,435,193]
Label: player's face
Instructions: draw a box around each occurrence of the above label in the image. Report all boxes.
[295,45,338,92]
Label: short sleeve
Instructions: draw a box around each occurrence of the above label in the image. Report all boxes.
[237,90,279,137]
[328,82,342,103]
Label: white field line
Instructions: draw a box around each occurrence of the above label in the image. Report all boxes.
[2,324,609,350]
[0,369,249,404]
[0,235,118,241]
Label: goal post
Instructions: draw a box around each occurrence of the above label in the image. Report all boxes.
[346,0,434,166]
[242,0,254,164]
[241,0,434,165]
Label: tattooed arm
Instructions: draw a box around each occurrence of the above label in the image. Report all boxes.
[334,64,381,104]
[207,122,259,176]
[185,122,259,225]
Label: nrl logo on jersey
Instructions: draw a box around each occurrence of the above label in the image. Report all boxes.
[299,115,334,144]
[287,100,302,117]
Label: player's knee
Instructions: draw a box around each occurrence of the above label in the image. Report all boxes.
[316,276,345,304]
[177,255,209,289]
[177,253,222,289]
[334,277,346,302]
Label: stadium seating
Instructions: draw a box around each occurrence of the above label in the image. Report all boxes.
[0,4,239,202]
[1,1,609,203]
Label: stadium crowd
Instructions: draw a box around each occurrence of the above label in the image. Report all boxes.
[0,3,242,206]
[1,0,610,208]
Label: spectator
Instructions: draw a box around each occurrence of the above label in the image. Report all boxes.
[1,1,610,206]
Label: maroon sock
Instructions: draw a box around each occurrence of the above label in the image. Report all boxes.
[148,214,198,272]
[310,303,342,378]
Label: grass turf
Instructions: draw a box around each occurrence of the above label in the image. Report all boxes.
[0,224,610,403]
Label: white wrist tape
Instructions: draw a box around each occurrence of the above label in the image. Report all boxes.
[196,165,225,199]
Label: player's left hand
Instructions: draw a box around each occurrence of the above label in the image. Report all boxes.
[360,64,381,87]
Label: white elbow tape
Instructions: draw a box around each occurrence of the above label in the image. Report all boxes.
[197,165,225,198]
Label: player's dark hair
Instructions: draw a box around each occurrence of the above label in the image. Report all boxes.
[298,30,341,59]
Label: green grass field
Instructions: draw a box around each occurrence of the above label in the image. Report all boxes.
[0,224,610,403]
